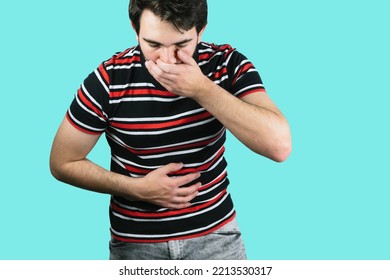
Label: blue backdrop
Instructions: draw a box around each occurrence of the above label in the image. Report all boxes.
[1,0,389,260]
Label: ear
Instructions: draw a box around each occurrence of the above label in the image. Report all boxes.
[197,25,207,43]
[131,22,139,42]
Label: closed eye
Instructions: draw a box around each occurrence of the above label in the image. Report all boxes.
[176,43,188,48]
[149,43,161,48]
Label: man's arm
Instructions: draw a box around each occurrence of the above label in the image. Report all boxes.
[145,50,292,162]
[49,117,201,209]
[194,86,291,162]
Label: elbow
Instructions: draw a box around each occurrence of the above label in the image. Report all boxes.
[272,132,292,162]
[49,155,66,182]
[49,161,62,181]
[271,141,292,162]
[270,124,292,162]
[259,134,292,163]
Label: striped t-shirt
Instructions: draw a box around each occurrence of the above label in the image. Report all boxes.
[67,42,265,242]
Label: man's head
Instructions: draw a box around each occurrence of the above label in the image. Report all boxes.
[129,0,208,34]
[129,0,208,64]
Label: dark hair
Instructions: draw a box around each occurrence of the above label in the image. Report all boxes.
[129,0,208,34]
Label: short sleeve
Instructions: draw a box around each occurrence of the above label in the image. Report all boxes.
[66,63,110,135]
[227,50,266,98]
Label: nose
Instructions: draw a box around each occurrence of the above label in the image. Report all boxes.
[160,47,178,64]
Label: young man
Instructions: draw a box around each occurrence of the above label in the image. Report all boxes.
[50,0,291,260]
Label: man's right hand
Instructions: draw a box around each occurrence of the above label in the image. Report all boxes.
[50,118,201,210]
[132,163,201,209]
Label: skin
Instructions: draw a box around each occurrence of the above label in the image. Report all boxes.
[50,9,292,210]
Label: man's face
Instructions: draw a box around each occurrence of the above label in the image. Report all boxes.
[136,9,204,64]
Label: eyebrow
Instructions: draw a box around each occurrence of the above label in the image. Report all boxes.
[142,37,193,46]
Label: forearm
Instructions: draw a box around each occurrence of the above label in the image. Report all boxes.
[194,80,292,162]
[50,157,139,199]
[144,51,291,161]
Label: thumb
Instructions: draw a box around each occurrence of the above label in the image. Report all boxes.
[177,50,197,66]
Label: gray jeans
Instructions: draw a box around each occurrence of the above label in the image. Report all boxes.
[109,218,247,260]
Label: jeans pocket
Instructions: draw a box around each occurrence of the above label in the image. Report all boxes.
[211,218,241,235]
[109,238,128,249]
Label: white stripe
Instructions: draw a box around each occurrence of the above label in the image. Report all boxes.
[213,75,229,85]
[137,128,224,159]
[123,49,140,57]
[112,192,230,223]
[111,117,215,135]
[94,69,109,94]
[206,64,225,78]
[109,82,155,90]
[111,157,144,178]
[112,184,227,214]
[112,197,169,213]
[106,63,142,70]
[184,146,224,168]
[109,96,185,103]
[110,107,205,122]
[235,68,258,83]
[112,154,161,170]
[81,84,108,119]
[111,168,227,214]
[225,48,236,65]
[234,59,250,76]
[106,128,225,159]
[134,127,225,151]
[198,43,214,53]
[199,176,226,196]
[68,109,104,132]
[198,51,225,66]
[112,144,224,173]
[234,83,264,96]
[75,95,106,122]
[140,147,204,159]
[200,153,224,173]
[111,207,235,239]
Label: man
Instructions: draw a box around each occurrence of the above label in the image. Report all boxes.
[50,0,291,260]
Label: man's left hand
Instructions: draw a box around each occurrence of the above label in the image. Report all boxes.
[145,50,209,98]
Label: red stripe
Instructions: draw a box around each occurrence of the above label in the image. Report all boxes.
[111,135,221,156]
[212,67,228,79]
[98,63,109,85]
[123,146,224,176]
[110,111,212,130]
[66,114,103,135]
[170,146,225,175]
[233,62,254,84]
[123,164,150,175]
[77,88,105,119]
[199,44,233,61]
[111,189,227,218]
[198,171,227,191]
[131,132,223,156]
[112,56,141,65]
[110,88,177,98]
[199,53,212,61]
[239,88,266,98]
[116,48,135,59]
[110,213,235,243]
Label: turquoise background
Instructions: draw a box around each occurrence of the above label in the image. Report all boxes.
[1,0,389,260]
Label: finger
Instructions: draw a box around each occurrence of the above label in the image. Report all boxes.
[174,172,201,187]
[146,61,176,86]
[156,59,181,75]
[145,60,164,76]
[157,162,184,175]
[166,202,192,210]
[175,182,201,197]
